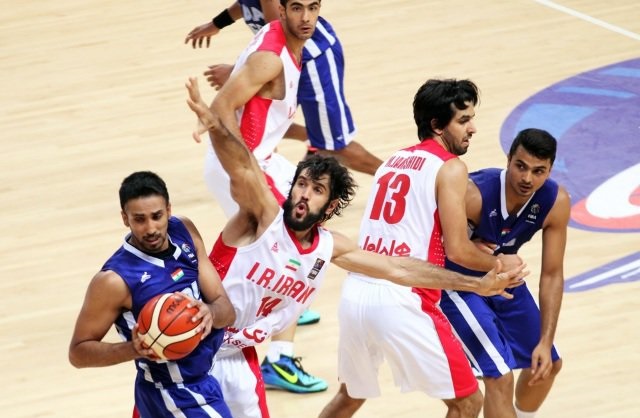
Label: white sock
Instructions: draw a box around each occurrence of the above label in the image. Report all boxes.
[515,406,537,418]
[266,341,295,362]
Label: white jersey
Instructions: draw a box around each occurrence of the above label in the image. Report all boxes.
[210,209,333,355]
[230,20,300,162]
[350,140,458,304]
[337,140,478,399]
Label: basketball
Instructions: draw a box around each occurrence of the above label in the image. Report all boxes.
[136,293,203,361]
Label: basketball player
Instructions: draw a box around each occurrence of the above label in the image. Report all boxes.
[318,79,527,418]
[439,129,569,418]
[187,0,331,394]
[185,76,528,418]
[68,171,236,418]
[185,0,383,175]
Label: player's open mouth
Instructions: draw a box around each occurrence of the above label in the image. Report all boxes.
[295,202,308,217]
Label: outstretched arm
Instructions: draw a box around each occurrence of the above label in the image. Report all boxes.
[185,2,243,48]
[330,231,527,297]
[186,77,278,224]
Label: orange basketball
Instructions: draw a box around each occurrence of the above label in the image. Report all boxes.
[137,293,203,361]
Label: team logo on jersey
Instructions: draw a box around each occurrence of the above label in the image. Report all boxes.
[140,272,151,283]
[500,228,511,236]
[181,243,195,259]
[271,242,279,253]
[530,204,540,215]
[171,268,184,282]
[489,209,498,218]
[307,258,326,280]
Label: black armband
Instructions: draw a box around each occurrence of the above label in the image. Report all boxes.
[212,9,235,29]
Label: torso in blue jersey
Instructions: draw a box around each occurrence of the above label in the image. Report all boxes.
[108,216,224,385]
[237,0,336,61]
[446,168,559,276]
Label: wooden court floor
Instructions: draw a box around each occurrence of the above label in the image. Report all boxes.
[1,0,639,416]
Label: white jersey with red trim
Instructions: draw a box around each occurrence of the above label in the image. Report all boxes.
[209,209,333,355]
[350,140,457,305]
[230,20,301,161]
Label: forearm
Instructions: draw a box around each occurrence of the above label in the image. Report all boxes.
[386,257,484,291]
[538,275,564,345]
[445,240,497,272]
[69,340,137,368]
[208,295,236,329]
[206,115,253,173]
[212,3,242,29]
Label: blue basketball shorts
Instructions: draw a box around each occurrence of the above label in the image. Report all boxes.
[134,373,232,418]
[299,39,356,151]
[440,283,561,378]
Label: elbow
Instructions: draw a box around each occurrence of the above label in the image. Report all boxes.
[68,347,85,369]
[445,250,467,266]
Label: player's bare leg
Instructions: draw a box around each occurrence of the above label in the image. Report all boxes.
[284,123,383,175]
[482,373,517,418]
[318,384,366,418]
[443,390,483,418]
[313,141,383,175]
[514,359,563,414]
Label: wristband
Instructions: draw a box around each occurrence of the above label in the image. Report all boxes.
[212,9,235,29]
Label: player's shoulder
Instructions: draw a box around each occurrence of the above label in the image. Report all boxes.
[91,269,129,294]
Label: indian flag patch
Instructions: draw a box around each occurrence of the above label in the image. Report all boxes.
[285,258,301,272]
[171,268,185,281]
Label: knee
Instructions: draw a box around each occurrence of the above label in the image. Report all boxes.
[551,358,563,377]
[483,372,515,393]
[445,389,483,417]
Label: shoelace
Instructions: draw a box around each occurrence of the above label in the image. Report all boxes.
[290,356,312,377]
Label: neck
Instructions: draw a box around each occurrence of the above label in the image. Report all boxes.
[505,187,529,215]
[288,225,316,249]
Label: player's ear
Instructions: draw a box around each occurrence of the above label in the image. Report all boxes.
[121,210,130,227]
[325,199,339,216]
[166,203,172,218]
[430,118,442,136]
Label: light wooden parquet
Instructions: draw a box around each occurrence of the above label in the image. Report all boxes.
[2,1,639,416]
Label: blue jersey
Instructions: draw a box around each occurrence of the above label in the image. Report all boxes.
[108,217,224,386]
[238,0,336,61]
[446,168,559,275]
[440,168,561,377]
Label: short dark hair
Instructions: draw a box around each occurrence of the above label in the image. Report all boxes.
[119,171,170,210]
[281,0,320,5]
[413,79,480,140]
[291,154,357,222]
[508,128,557,165]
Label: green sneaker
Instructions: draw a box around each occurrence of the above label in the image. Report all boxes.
[297,309,321,326]
[261,355,328,393]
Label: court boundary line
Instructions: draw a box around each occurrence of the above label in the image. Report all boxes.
[533,0,640,41]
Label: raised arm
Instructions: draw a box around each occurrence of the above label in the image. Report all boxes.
[180,216,236,330]
[330,231,526,297]
[186,77,279,226]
